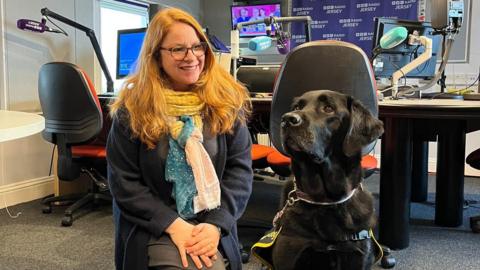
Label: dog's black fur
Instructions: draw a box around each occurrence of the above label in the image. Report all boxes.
[271,90,384,270]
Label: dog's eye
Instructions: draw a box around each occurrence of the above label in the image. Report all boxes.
[292,105,301,111]
[323,105,334,113]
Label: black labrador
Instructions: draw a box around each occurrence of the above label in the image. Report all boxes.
[271,90,384,270]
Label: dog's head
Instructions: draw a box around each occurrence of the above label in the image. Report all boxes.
[281,89,384,163]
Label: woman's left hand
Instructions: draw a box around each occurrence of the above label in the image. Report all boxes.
[185,223,221,257]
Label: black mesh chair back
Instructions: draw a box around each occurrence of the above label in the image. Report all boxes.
[270,40,378,156]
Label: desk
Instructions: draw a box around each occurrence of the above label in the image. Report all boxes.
[378,99,480,250]
[0,110,45,142]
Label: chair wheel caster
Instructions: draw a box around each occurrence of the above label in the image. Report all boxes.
[380,246,396,269]
[471,216,480,233]
[381,256,396,269]
[61,215,73,227]
[240,249,250,264]
[42,205,52,214]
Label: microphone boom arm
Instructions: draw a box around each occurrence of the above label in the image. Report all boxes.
[391,35,432,98]
[236,16,312,43]
[41,7,114,92]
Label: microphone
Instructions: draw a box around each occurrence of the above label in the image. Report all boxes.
[17,18,63,34]
[379,26,408,49]
[248,36,272,51]
[275,30,291,55]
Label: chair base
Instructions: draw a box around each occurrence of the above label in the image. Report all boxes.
[42,191,111,226]
[42,167,111,226]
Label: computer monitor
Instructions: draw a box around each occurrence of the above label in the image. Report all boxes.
[372,18,442,80]
[231,3,281,37]
[116,27,147,79]
[236,65,280,95]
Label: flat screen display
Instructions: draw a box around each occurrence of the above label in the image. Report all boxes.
[116,27,146,79]
[231,3,281,37]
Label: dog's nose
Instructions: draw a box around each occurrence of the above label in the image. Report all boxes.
[281,112,302,127]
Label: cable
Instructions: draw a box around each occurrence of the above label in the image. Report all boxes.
[454,73,479,92]
[1,144,22,218]
[46,15,68,36]
[427,73,479,99]
[49,145,56,176]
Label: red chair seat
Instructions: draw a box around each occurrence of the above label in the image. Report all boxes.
[361,155,377,170]
[267,150,291,177]
[72,145,106,158]
[267,150,291,166]
[251,144,275,160]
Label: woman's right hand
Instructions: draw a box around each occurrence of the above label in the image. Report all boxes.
[166,218,215,269]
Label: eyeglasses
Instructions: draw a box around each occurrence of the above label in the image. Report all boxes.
[159,42,208,60]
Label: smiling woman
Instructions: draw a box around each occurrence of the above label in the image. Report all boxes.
[107,7,253,270]
[158,23,206,91]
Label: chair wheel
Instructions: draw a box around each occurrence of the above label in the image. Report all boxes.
[381,255,396,269]
[61,216,73,227]
[42,205,52,214]
[470,216,480,233]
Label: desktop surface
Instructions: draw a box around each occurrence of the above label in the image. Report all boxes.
[379,97,480,112]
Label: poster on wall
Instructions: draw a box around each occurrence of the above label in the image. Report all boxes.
[291,0,418,56]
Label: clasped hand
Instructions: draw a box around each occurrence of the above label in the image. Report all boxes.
[167,218,221,269]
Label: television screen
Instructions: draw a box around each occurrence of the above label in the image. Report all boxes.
[116,27,147,79]
[231,3,281,37]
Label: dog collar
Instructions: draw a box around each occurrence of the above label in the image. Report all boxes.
[345,229,371,241]
[293,187,357,206]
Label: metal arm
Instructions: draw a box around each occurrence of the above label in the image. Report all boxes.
[41,8,114,92]
[236,16,312,43]
[391,35,433,98]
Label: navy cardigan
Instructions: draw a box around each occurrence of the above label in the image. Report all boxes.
[106,110,253,270]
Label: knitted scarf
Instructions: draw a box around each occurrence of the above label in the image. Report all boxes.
[164,89,221,219]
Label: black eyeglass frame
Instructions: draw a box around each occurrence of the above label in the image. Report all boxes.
[159,42,209,60]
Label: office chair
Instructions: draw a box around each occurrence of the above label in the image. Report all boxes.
[269,40,379,159]
[466,148,480,233]
[38,62,111,227]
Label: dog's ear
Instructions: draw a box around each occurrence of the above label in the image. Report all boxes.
[343,97,384,157]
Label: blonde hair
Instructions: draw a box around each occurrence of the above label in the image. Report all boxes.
[110,8,251,149]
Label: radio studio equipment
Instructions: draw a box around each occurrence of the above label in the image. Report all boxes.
[231,15,312,80]
[248,36,273,52]
[393,0,464,98]
[379,27,409,49]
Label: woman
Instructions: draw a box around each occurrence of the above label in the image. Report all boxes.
[107,7,253,270]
